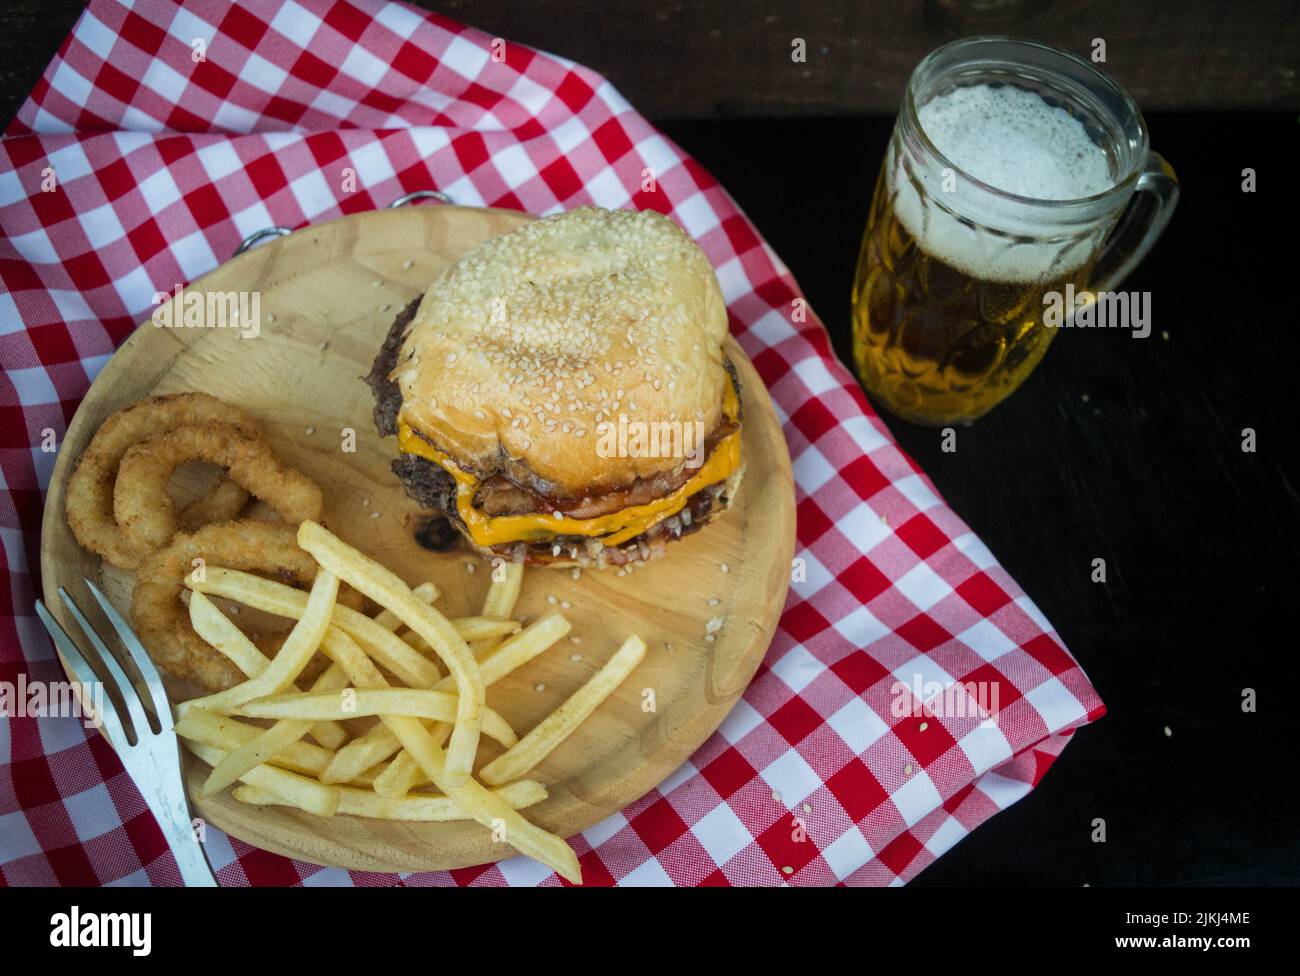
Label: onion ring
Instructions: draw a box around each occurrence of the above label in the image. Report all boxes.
[66,393,257,569]
[176,479,254,532]
[114,421,323,552]
[131,520,362,691]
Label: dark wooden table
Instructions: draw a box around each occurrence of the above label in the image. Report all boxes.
[4,4,1296,886]
[5,1,1298,124]
[659,113,1300,885]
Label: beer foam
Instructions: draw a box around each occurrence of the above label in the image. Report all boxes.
[889,85,1116,283]
[918,85,1113,201]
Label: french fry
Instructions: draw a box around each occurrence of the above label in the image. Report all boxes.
[233,779,548,821]
[469,560,524,657]
[375,611,572,797]
[189,567,441,688]
[396,628,431,654]
[183,569,339,715]
[320,722,402,785]
[333,779,550,822]
[393,617,520,650]
[180,707,325,776]
[389,618,522,650]
[470,611,572,687]
[481,561,524,619]
[372,581,438,631]
[384,713,580,882]
[298,521,485,787]
[374,587,508,641]
[174,706,384,788]
[238,688,518,747]
[452,617,523,642]
[188,591,347,749]
[480,634,647,786]
[371,749,422,797]
[184,739,341,817]
[231,783,300,806]
[316,627,580,884]
[201,662,350,796]
[188,591,270,676]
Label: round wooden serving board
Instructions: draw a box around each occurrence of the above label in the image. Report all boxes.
[39,205,795,875]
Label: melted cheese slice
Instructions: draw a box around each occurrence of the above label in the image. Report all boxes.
[398,377,741,550]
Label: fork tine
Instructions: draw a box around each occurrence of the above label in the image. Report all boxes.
[35,599,130,748]
[58,586,154,740]
[84,578,174,732]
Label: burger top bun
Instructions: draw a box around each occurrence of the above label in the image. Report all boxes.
[394,207,730,496]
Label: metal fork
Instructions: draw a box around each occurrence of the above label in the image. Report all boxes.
[35,580,218,887]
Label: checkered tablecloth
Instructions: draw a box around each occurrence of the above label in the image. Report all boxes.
[0,0,1104,886]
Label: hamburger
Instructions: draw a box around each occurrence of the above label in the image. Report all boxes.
[366,206,744,568]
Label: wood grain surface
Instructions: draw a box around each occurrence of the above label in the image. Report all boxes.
[38,204,796,873]
[2,1,1296,128]
[430,0,1299,116]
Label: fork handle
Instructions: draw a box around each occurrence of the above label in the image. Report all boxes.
[171,828,219,887]
[145,791,219,887]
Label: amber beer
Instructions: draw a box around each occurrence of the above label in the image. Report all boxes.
[852,135,1101,425]
[852,38,1179,426]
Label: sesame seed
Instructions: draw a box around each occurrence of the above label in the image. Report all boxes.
[369,511,380,519]
[304,426,315,435]
[772,790,782,802]
[403,260,414,269]
[903,763,913,776]
[708,597,720,606]
[570,654,582,662]
[569,636,582,644]
[466,562,476,573]
[547,595,558,605]
[664,642,674,652]
[919,721,929,732]
[781,866,793,876]
[560,600,571,609]
[535,683,546,692]
[802,803,812,814]
[720,563,729,574]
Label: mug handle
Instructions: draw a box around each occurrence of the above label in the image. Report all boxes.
[1090,151,1179,291]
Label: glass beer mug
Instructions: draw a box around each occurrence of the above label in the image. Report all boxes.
[852,36,1178,425]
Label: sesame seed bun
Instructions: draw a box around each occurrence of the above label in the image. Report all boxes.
[393,206,730,495]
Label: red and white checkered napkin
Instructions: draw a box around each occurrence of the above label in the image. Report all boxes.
[0,0,1104,886]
